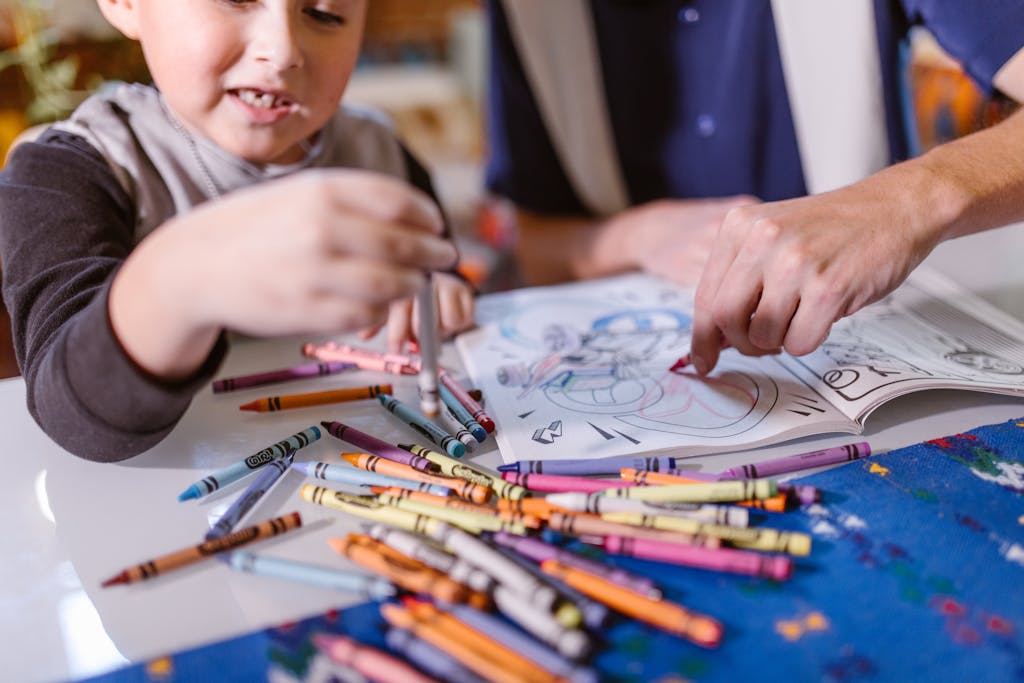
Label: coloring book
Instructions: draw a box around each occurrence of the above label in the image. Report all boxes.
[456,267,1024,464]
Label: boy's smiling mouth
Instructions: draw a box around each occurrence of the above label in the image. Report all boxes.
[229,87,298,124]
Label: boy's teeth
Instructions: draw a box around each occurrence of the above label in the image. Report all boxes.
[237,89,286,108]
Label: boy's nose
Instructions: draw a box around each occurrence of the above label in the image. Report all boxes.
[252,12,304,70]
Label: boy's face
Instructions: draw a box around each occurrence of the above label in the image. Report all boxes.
[115,0,367,165]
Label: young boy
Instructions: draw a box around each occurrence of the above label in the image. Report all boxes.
[0,0,475,461]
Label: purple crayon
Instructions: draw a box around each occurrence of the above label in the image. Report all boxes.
[212,361,355,393]
[498,454,684,475]
[717,442,872,480]
[320,420,434,472]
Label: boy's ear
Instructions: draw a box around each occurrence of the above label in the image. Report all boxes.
[96,0,141,40]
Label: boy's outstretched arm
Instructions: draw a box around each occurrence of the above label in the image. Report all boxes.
[109,170,457,381]
[690,54,1024,375]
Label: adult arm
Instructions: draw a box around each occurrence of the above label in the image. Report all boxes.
[689,49,1024,375]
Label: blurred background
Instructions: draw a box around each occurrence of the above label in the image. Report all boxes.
[0,0,1017,379]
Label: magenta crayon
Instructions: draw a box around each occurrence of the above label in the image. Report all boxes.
[212,360,355,393]
[312,632,438,683]
[321,420,434,472]
[597,534,793,581]
[439,369,495,433]
[501,471,633,494]
[717,442,872,480]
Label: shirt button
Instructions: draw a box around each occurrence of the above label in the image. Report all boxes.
[696,114,716,137]
[678,6,700,23]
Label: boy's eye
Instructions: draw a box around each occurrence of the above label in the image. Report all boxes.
[304,7,345,26]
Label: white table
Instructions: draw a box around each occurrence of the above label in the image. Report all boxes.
[4,224,1024,683]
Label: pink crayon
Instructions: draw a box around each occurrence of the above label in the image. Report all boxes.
[501,471,633,494]
[321,420,434,473]
[312,633,438,683]
[212,360,355,393]
[717,442,871,480]
[599,534,793,581]
[304,342,420,376]
[439,370,495,433]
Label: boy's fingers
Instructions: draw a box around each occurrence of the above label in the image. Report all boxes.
[314,260,426,303]
[386,299,414,353]
[322,217,457,271]
[322,170,444,233]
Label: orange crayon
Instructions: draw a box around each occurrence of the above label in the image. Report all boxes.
[541,559,723,648]
[371,487,542,529]
[102,512,302,586]
[380,604,533,683]
[342,452,491,504]
[239,384,392,412]
[495,496,569,520]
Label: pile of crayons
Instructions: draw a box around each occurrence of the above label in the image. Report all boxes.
[103,341,874,682]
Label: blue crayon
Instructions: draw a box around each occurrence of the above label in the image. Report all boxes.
[292,461,452,497]
[385,627,487,683]
[439,384,487,443]
[226,551,396,599]
[178,425,321,501]
[441,603,599,683]
[206,450,295,540]
[377,393,465,458]
[496,453,682,476]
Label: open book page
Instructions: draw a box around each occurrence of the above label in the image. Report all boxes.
[456,274,856,465]
[776,266,1024,424]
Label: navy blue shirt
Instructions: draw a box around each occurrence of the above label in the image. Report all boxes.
[486,0,1024,215]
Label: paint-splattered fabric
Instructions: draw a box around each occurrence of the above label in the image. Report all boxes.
[83,418,1024,682]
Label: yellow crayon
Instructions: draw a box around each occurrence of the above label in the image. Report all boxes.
[402,444,528,500]
[377,493,530,535]
[601,512,812,556]
[372,488,542,529]
[600,478,777,503]
[300,484,484,534]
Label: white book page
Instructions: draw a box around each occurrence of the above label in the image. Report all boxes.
[776,266,1024,424]
[456,274,855,465]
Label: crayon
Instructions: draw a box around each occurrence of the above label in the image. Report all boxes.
[601,512,813,556]
[440,384,487,442]
[373,488,539,529]
[377,492,530,535]
[385,628,488,683]
[495,496,569,520]
[206,449,295,540]
[497,453,684,475]
[598,534,794,581]
[717,441,873,480]
[378,393,465,458]
[437,408,477,452]
[668,338,731,373]
[402,444,527,500]
[416,278,442,418]
[342,452,491,504]
[177,426,320,501]
[441,603,600,683]
[312,632,439,683]
[321,420,434,472]
[212,360,355,393]
[293,460,452,497]
[328,535,478,605]
[541,560,724,648]
[491,585,592,661]
[492,531,661,599]
[101,512,302,586]
[501,471,634,494]
[598,478,778,503]
[546,510,720,548]
[226,551,396,599]
[239,383,391,412]
[300,484,483,534]
[403,599,563,683]
[380,604,533,683]
[439,369,495,433]
[369,524,495,594]
[640,468,822,506]
[303,341,420,375]
[425,520,558,611]
[545,491,750,527]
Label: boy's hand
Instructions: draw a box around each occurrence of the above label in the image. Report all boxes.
[110,169,458,379]
[368,272,476,353]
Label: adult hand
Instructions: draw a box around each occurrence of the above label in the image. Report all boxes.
[689,179,943,375]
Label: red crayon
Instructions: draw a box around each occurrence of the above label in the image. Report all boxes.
[439,369,495,433]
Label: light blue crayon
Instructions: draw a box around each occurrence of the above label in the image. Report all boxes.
[178,425,321,501]
[385,627,487,683]
[226,551,396,599]
[497,452,681,476]
[377,393,465,458]
[441,603,599,683]
[439,384,487,442]
[291,461,452,497]
[206,450,295,540]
